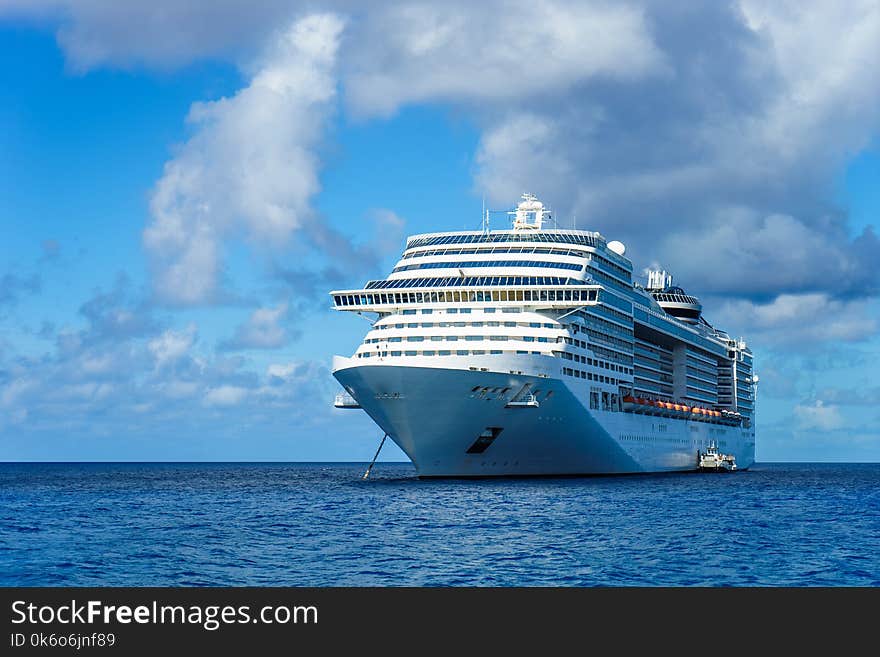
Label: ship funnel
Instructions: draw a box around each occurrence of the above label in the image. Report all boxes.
[646,269,673,291]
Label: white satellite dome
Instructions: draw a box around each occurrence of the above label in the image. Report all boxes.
[607,240,626,256]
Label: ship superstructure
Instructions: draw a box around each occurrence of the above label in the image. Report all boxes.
[330,195,756,476]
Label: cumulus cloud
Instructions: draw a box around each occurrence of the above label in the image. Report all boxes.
[794,400,844,431]
[652,209,880,300]
[0,0,300,72]
[143,13,344,305]
[343,0,666,117]
[12,1,879,307]
[203,384,249,407]
[148,323,198,369]
[219,303,291,351]
[709,293,879,346]
[0,281,337,442]
[465,2,880,302]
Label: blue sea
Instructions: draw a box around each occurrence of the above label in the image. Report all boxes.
[1,462,877,586]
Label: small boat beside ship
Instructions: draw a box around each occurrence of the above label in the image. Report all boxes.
[699,442,737,472]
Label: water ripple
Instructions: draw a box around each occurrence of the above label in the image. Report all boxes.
[0,462,878,586]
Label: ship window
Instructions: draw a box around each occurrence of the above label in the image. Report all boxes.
[490,350,503,354]
[391,351,401,356]
[447,336,458,341]
[421,309,433,314]
[439,350,451,356]
[485,307,496,313]
[457,350,468,355]
[423,350,435,356]
[405,350,417,356]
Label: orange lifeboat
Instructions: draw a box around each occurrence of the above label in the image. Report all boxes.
[623,395,635,404]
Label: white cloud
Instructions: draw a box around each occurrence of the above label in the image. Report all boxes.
[651,208,880,299]
[148,323,197,369]
[474,114,574,208]
[0,0,299,72]
[463,1,880,290]
[267,362,298,380]
[143,13,344,305]
[11,2,879,305]
[203,385,249,406]
[794,400,844,431]
[343,1,666,116]
[220,303,290,350]
[710,293,879,346]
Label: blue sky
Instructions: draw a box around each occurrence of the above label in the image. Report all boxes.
[1,2,878,462]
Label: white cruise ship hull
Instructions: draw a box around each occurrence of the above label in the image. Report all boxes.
[334,357,755,477]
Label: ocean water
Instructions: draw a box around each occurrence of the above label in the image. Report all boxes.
[1,462,877,586]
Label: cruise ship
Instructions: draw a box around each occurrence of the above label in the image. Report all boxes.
[330,194,757,477]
